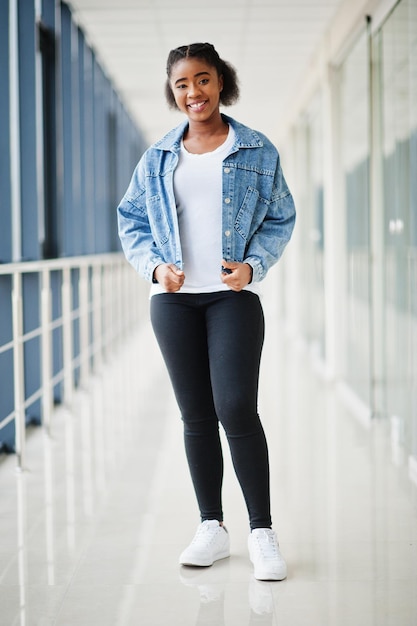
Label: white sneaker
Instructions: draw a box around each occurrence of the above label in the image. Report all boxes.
[179,520,230,567]
[248,528,287,581]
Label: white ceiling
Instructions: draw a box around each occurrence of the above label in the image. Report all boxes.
[67,0,345,146]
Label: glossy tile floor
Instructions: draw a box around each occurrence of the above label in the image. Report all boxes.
[1,291,417,625]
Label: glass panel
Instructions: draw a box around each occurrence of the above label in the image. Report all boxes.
[308,97,325,362]
[339,31,371,407]
[378,0,417,457]
[293,94,325,361]
[411,0,417,459]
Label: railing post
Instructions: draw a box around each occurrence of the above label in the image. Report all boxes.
[79,265,89,386]
[102,262,111,361]
[41,268,53,433]
[92,263,103,371]
[62,266,73,405]
[12,271,26,470]
[121,260,128,338]
[115,260,123,346]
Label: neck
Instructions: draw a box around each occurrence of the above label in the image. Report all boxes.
[186,112,227,138]
[182,114,229,154]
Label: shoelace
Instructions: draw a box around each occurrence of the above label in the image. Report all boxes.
[254,530,279,560]
[191,523,222,548]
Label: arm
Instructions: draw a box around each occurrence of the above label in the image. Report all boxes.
[117,157,165,283]
[243,161,296,283]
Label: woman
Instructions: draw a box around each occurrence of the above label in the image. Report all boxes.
[117,42,296,581]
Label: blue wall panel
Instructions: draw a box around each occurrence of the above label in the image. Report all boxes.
[18,0,39,262]
[94,65,108,253]
[0,2,14,450]
[78,30,87,254]
[60,4,75,257]
[83,46,96,254]
[18,0,42,424]
[0,276,14,452]
[0,1,12,264]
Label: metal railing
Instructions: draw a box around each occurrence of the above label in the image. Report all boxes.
[0,253,145,469]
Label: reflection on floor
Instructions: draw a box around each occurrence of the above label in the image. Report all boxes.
[0,290,416,626]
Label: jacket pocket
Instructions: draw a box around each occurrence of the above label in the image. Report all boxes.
[235,187,268,242]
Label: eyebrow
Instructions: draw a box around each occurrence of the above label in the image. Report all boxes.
[174,71,211,85]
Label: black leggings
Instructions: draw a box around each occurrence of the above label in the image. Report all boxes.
[150,290,271,530]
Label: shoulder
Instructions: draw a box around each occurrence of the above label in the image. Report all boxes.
[136,120,188,172]
[224,114,279,157]
[152,119,189,152]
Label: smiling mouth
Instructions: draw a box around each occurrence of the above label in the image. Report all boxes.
[187,100,208,110]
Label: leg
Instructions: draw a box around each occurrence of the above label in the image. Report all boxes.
[205,291,271,530]
[150,293,224,522]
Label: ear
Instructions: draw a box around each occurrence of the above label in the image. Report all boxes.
[219,74,224,92]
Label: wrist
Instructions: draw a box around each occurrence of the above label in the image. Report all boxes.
[245,263,253,284]
[152,265,161,283]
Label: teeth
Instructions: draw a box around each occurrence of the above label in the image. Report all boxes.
[189,101,206,108]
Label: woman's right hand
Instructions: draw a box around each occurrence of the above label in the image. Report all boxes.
[153,264,185,292]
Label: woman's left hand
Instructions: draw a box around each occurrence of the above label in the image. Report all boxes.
[220,260,253,292]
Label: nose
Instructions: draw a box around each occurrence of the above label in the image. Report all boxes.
[187,81,201,97]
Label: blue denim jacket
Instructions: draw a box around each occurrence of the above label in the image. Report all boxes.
[117,114,296,284]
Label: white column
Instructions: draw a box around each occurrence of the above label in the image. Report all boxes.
[322,63,345,381]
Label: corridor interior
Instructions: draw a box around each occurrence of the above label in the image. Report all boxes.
[0,288,416,626]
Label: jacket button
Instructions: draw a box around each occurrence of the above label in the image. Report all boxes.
[224,197,231,204]
[224,167,230,174]
[225,230,231,237]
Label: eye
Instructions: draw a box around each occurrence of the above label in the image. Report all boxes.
[199,78,209,85]
[176,83,187,90]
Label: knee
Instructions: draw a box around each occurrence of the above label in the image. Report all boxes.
[216,400,262,438]
[182,414,219,437]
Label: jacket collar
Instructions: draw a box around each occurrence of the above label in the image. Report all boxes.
[153,114,264,152]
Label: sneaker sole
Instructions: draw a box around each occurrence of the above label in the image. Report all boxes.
[250,552,287,581]
[180,549,230,567]
[253,567,287,581]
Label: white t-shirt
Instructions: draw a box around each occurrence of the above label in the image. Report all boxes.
[150,125,259,296]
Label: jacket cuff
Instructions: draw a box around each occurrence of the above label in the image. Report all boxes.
[243,257,264,283]
[146,258,163,283]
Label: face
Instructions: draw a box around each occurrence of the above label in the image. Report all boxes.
[169,57,223,122]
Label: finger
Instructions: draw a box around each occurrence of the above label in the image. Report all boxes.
[167,265,184,279]
[221,261,238,276]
